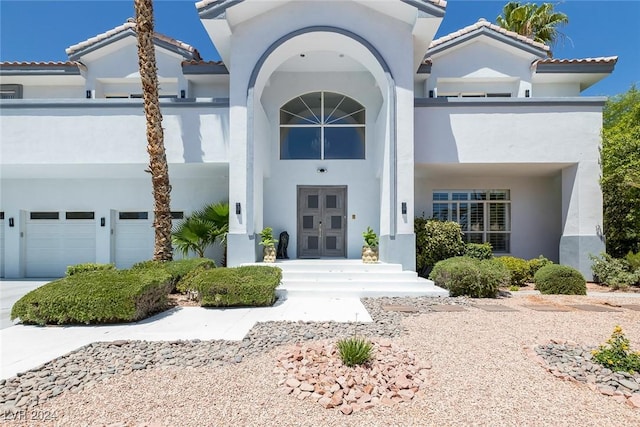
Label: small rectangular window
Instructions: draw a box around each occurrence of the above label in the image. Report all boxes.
[0,212,4,220]
[486,93,512,98]
[1,84,23,99]
[119,212,149,220]
[66,211,95,220]
[30,212,59,220]
[171,211,184,220]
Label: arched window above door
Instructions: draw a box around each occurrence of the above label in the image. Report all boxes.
[279,91,365,160]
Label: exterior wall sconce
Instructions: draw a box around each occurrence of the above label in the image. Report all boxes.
[525,89,530,98]
[100,217,106,227]
[317,167,327,173]
[401,202,407,215]
[180,90,186,99]
[235,203,241,215]
[9,217,14,227]
[86,90,92,99]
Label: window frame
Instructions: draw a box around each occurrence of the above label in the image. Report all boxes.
[0,84,23,99]
[432,190,511,253]
[279,91,365,160]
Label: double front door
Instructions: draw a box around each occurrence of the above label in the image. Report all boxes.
[297,186,347,258]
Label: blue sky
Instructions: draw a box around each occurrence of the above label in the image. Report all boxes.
[1,0,638,96]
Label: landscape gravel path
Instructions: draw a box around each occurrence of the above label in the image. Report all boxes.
[2,293,640,426]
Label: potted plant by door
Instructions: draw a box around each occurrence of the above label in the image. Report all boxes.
[259,227,278,263]
[361,226,379,263]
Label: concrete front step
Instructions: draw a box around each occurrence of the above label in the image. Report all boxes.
[252,259,449,298]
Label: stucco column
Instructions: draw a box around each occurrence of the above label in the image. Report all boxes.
[559,162,605,278]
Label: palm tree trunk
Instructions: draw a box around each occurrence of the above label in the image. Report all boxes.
[134,0,173,261]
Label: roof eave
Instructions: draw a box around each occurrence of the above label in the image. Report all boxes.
[427,27,548,58]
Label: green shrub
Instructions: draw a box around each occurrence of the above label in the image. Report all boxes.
[415,218,465,277]
[464,242,493,260]
[66,263,115,277]
[178,265,281,307]
[337,337,374,367]
[11,269,173,325]
[592,326,640,374]
[429,256,509,298]
[590,253,639,290]
[497,256,530,287]
[132,258,216,291]
[534,264,586,295]
[528,255,553,278]
[625,251,640,271]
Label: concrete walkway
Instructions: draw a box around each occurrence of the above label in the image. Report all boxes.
[0,279,372,379]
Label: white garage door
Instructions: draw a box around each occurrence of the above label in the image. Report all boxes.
[26,211,97,278]
[0,212,5,278]
[115,211,154,269]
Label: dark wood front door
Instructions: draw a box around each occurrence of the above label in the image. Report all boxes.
[297,186,347,258]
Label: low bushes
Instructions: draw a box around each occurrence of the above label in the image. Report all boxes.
[429,256,510,298]
[177,265,282,307]
[528,255,553,278]
[133,258,216,291]
[415,218,465,277]
[534,264,586,295]
[592,326,640,374]
[11,268,173,325]
[464,242,493,260]
[66,262,115,276]
[497,256,531,287]
[590,252,640,290]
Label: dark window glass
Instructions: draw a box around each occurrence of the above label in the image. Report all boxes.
[280,127,321,159]
[488,234,510,253]
[66,212,95,220]
[30,212,59,220]
[119,212,149,220]
[0,212,4,220]
[326,236,337,250]
[171,212,184,220]
[433,193,448,201]
[303,216,314,229]
[307,195,319,209]
[323,127,365,160]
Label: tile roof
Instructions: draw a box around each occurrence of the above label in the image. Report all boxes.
[0,61,81,67]
[65,18,202,61]
[428,18,550,53]
[534,56,618,65]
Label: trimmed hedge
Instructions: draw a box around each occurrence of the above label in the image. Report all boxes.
[132,258,216,290]
[179,265,282,307]
[528,255,553,278]
[429,256,510,298]
[464,242,493,260]
[66,263,115,277]
[11,268,173,325]
[534,264,586,295]
[497,256,530,287]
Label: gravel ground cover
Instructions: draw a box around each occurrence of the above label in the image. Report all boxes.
[2,294,640,426]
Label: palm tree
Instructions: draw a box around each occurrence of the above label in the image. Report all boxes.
[496,2,569,50]
[172,202,229,261]
[134,0,173,261]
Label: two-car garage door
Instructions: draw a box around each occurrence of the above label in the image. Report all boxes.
[26,211,96,277]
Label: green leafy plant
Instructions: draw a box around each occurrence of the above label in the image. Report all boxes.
[11,268,173,325]
[172,202,229,259]
[528,255,553,278]
[464,242,493,260]
[337,337,374,367]
[66,263,115,277]
[534,264,586,295]
[415,218,465,277]
[429,256,510,298]
[592,326,640,374]
[362,227,379,247]
[497,256,531,287]
[258,227,278,247]
[509,285,520,292]
[626,251,640,271]
[590,252,639,290]
[177,265,282,307]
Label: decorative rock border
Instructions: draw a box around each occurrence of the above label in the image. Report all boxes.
[275,339,431,415]
[526,340,640,409]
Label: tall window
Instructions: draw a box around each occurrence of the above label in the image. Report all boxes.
[280,91,365,160]
[432,190,511,252]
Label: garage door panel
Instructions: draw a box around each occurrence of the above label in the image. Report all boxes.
[115,217,154,269]
[26,216,96,278]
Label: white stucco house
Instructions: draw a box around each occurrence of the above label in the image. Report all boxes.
[0,0,616,279]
